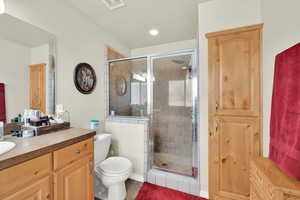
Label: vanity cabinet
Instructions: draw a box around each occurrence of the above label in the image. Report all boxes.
[54,155,94,200]
[0,154,52,200]
[3,176,51,200]
[0,137,94,200]
[53,138,94,200]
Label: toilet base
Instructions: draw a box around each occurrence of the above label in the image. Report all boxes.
[94,176,108,200]
[107,181,126,200]
[94,176,127,200]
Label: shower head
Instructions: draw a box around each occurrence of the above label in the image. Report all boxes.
[172,59,186,65]
[172,59,192,71]
[172,57,192,69]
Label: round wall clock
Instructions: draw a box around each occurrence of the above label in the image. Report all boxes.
[74,63,97,94]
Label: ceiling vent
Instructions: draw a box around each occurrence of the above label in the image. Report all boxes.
[102,0,125,10]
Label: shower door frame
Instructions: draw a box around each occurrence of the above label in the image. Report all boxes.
[105,49,199,179]
[148,49,199,177]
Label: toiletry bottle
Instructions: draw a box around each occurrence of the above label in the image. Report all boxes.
[140,109,144,117]
[90,120,100,135]
[0,122,4,141]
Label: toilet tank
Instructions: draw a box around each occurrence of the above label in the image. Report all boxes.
[94,133,112,164]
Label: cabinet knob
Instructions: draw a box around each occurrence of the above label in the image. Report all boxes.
[75,149,81,154]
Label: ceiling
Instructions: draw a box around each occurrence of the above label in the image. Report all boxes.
[64,0,207,49]
[0,14,54,47]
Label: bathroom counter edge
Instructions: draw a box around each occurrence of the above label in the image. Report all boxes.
[0,128,96,170]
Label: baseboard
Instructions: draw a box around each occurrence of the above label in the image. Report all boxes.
[129,173,144,182]
[199,190,209,199]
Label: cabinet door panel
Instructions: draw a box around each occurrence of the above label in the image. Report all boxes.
[212,30,261,116]
[3,176,51,200]
[54,155,94,200]
[211,117,260,200]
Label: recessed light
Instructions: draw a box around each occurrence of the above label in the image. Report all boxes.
[149,29,159,36]
[0,0,5,14]
[102,0,125,10]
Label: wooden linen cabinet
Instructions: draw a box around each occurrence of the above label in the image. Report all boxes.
[207,24,263,200]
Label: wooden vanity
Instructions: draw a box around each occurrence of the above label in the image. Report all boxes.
[250,157,300,200]
[0,128,96,200]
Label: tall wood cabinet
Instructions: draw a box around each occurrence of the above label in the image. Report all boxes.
[207,24,263,200]
[30,63,46,114]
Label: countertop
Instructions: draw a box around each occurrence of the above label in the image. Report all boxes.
[0,128,96,171]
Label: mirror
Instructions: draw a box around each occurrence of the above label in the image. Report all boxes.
[0,14,56,123]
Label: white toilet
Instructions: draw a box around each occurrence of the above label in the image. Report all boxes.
[94,134,132,200]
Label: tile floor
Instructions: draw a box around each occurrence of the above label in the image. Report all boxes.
[95,179,143,200]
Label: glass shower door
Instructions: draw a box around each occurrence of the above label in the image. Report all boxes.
[150,51,198,177]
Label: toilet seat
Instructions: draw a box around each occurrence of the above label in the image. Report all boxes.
[98,157,132,177]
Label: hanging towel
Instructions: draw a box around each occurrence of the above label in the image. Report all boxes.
[0,83,6,123]
[269,43,300,180]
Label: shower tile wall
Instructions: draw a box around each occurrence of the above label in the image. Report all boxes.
[152,55,193,174]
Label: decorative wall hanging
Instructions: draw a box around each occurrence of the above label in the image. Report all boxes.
[74,63,97,94]
[115,75,127,96]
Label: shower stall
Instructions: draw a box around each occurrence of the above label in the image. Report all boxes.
[107,49,199,192]
[149,51,198,178]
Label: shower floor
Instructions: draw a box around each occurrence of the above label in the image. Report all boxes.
[153,152,192,175]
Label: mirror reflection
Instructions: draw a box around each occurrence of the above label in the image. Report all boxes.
[0,14,56,124]
[109,57,148,117]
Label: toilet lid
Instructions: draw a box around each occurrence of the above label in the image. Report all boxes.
[99,157,132,175]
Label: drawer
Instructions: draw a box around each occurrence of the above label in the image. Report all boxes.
[284,193,300,200]
[251,187,263,200]
[0,153,52,197]
[250,162,278,200]
[53,138,93,170]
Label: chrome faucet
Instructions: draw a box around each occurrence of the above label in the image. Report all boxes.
[0,122,4,141]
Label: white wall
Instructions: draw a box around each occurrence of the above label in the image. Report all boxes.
[131,39,197,57]
[6,0,130,129]
[0,38,30,120]
[31,44,49,64]
[198,0,262,194]
[261,0,300,156]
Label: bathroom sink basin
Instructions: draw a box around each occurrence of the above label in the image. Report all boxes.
[0,141,16,156]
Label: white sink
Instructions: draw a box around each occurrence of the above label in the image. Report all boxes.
[0,141,16,155]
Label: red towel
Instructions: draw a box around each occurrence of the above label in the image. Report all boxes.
[0,83,6,123]
[269,43,300,180]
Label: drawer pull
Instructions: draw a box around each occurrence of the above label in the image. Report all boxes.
[75,149,81,154]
